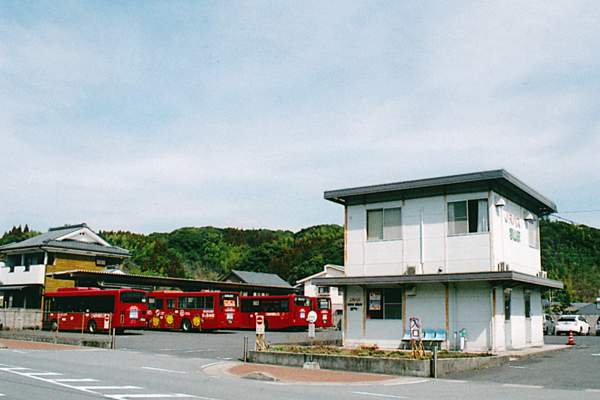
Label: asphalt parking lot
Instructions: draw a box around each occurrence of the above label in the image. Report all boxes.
[448,333,600,390]
[3,328,599,390]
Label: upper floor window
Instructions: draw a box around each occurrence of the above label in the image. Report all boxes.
[367,207,402,241]
[448,199,489,235]
[527,216,539,249]
[317,286,330,295]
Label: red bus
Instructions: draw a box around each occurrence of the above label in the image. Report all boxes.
[146,291,241,332]
[43,287,147,334]
[312,296,333,328]
[239,294,312,330]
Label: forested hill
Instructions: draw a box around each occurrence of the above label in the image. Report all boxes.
[2,221,600,297]
[540,219,600,303]
[99,224,344,284]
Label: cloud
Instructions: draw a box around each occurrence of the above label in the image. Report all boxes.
[1,1,600,233]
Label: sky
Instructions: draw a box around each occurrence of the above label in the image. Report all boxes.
[1,1,600,235]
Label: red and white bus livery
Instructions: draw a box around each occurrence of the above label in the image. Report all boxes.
[240,294,313,330]
[146,291,241,332]
[312,296,333,328]
[43,287,147,334]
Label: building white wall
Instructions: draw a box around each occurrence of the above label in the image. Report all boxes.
[342,282,544,352]
[0,264,46,286]
[346,191,542,277]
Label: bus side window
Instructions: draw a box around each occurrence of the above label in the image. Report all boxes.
[156,298,164,310]
[166,299,175,309]
[205,296,214,310]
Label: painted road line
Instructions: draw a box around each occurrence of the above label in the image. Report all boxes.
[349,391,408,399]
[25,372,63,376]
[502,384,543,389]
[104,394,201,399]
[54,378,100,383]
[75,386,143,391]
[508,366,528,369]
[142,366,187,374]
[383,379,430,386]
[1,363,200,399]
[199,361,224,369]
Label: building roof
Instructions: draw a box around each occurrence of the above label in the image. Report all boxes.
[324,169,557,216]
[219,270,292,288]
[296,264,345,285]
[0,223,130,258]
[313,270,564,290]
[46,269,296,294]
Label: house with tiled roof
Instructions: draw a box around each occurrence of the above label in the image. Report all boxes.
[219,270,292,296]
[0,223,130,310]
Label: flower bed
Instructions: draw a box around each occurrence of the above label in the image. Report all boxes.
[248,345,507,377]
[269,344,493,360]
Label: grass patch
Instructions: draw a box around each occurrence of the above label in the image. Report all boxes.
[268,344,493,360]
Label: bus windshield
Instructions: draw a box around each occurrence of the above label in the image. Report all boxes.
[317,298,331,310]
[219,293,239,307]
[294,297,310,307]
[120,291,146,304]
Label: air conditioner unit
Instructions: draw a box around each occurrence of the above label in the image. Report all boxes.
[406,266,416,275]
[537,271,547,279]
[498,262,510,272]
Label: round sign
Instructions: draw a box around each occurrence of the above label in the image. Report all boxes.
[306,311,318,324]
[255,315,264,325]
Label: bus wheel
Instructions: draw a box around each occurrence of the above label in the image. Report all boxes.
[50,319,58,332]
[87,320,97,334]
[181,319,192,332]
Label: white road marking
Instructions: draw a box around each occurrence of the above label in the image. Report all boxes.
[199,361,224,369]
[383,379,430,386]
[502,384,543,389]
[75,386,143,391]
[508,366,528,369]
[104,395,201,399]
[590,353,600,356]
[26,372,63,376]
[0,363,202,399]
[142,366,187,374]
[349,391,408,399]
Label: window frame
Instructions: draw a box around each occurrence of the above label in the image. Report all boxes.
[366,288,403,320]
[447,199,489,236]
[527,215,539,249]
[367,207,402,241]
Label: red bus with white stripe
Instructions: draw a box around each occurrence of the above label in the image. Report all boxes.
[43,287,147,334]
[146,291,241,332]
[239,294,313,330]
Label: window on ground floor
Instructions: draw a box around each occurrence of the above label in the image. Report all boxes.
[367,288,402,320]
[504,291,511,321]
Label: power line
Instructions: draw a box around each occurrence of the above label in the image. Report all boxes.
[556,210,600,214]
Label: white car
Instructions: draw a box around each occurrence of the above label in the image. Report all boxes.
[555,315,590,336]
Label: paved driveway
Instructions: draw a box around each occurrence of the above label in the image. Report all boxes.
[447,334,600,390]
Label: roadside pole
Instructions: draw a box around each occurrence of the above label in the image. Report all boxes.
[304,311,319,370]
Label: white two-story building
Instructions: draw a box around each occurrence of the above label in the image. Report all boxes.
[313,170,563,352]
